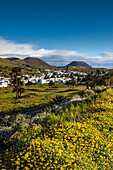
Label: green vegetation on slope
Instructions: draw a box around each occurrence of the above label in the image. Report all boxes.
[0,88,113,169]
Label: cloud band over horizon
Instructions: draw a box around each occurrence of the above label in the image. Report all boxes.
[0,37,113,68]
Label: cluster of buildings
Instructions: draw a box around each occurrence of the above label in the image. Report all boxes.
[0,69,87,87]
[22,69,87,85]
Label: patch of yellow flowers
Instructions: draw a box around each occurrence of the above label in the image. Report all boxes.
[0,90,113,169]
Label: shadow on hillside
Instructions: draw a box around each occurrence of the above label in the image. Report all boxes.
[26,89,45,92]
[0,102,51,117]
[25,88,52,92]
[57,89,77,93]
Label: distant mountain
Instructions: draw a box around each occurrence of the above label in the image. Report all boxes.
[24,57,51,68]
[66,61,92,68]
[0,57,51,68]
[0,57,92,69]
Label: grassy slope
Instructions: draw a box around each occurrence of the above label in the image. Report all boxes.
[0,58,32,68]
[67,66,107,73]
[0,58,15,67]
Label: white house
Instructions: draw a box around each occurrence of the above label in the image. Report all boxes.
[0,77,11,87]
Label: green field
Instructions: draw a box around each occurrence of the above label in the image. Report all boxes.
[0,83,86,127]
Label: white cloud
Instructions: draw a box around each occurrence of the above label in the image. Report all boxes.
[100,52,113,57]
[0,37,113,68]
[0,37,55,58]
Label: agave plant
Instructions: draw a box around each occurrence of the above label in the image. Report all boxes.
[51,95,65,104]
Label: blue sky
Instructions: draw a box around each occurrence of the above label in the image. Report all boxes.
[0,0,113,68]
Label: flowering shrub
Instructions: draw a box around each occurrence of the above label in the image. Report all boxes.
[1,115,112,169]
